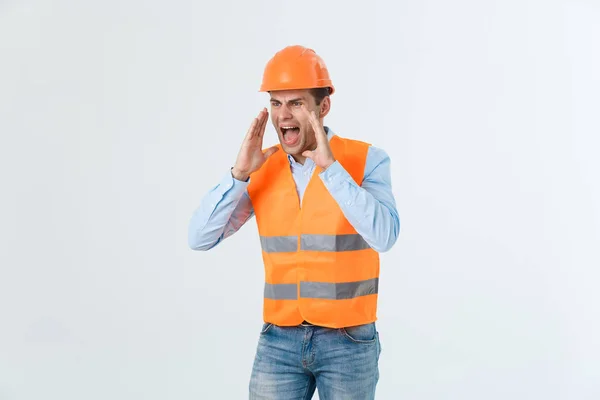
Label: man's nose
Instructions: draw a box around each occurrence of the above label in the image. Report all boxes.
[280,104,293,119]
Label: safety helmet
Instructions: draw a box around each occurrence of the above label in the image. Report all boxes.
[259,45,335,95]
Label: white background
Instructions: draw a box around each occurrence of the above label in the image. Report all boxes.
[1,0,599,399]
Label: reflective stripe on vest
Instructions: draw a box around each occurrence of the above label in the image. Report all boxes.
[264,278,378,300]
[260,234,370,253]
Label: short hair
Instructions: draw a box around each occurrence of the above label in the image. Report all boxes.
[310,87,331,105]
[267,87,331,105]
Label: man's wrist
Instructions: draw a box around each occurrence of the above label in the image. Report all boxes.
[231,167,249,182]
[321,157,336,170]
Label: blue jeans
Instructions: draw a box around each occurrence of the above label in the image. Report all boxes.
[249,321,381,399]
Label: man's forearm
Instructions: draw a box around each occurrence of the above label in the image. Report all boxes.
[188,170,254,251]
[319,157,400,253]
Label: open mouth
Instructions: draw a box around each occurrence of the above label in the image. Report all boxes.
[280,126,300,146]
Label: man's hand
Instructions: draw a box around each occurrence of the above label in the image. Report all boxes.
[232,108,279,181]
[301,106,336,169]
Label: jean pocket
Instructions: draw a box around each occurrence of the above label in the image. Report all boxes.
[340,322,377,344]
[260,322,273,334]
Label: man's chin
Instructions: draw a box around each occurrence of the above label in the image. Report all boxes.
[279,139,302,154]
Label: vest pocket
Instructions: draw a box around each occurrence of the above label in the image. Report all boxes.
[340,322,377,343]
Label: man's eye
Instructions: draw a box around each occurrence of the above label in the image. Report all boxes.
[293,102,301,107]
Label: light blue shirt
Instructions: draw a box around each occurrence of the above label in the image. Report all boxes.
[188,127,400,252]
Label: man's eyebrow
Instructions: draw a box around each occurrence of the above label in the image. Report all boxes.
[270,98,305,103]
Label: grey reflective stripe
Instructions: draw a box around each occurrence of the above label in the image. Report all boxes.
[300,278,378,300]
[301,234,371,252]
[260,236,298,253]
[260,234,371,253]
[264,283,298,300]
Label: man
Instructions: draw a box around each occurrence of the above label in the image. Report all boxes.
[188,45,400,399]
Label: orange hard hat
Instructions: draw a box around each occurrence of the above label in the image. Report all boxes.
[259,45,335,95]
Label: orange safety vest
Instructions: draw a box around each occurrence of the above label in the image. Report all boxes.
[247,135,380,328]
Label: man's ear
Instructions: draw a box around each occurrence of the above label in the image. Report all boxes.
[319,96,331,118]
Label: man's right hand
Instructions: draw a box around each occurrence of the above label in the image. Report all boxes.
[231,108,279,181]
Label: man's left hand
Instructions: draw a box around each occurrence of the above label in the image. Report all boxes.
[301,106,336,169]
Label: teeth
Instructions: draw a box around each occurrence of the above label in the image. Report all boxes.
[281,126,298,129]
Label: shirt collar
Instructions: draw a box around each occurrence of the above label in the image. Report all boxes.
[286,126,334,166]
